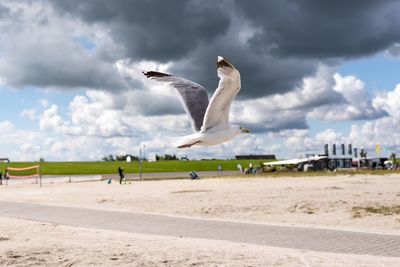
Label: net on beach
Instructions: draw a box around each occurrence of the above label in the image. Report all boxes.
[4,165,42,186]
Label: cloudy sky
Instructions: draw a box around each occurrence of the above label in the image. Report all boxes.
[1,0,400,161]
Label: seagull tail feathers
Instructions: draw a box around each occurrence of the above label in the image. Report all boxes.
[167,136,183,147]
[167,134,202,148]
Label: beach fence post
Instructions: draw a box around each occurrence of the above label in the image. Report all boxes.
[39,165,42,187]
[217,165,223,176]
[139,159,143,182]
[139,145,144,182]
[3,159,8,186]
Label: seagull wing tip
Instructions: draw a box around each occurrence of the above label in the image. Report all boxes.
[143,71,171,78]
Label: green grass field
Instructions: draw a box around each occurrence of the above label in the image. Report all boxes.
[0,159,272,175]
[2,159,399,177]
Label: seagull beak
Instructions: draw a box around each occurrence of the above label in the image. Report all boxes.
[241,127,251,134]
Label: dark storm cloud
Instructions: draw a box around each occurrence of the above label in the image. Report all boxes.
[0,1,128,91]
[1,42,127,91]
[240,113,308,134]
[169,44,317,99]
[168,0,400,103]
[125,90,184,116]
[47,0,400,99]
[0,4,9,18]
[3,1,399,131]
[51,0,231,62]
[50,0,317,98]
[235,0,400,58]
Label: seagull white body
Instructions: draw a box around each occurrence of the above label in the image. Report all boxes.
[176,127,242,147]
[143,56,250,148]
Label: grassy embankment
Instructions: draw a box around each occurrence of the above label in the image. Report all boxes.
[1,160,400,177]
[0,159,271,176]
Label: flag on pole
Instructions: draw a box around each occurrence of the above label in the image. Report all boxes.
[376,144,381,154]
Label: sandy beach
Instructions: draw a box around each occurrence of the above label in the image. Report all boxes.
[1,174,400,266]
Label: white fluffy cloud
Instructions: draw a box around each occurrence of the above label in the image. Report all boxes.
[308,72,386,121]
[0,120,16,133]
[20,108,36,120]
[39,105,69,133]
[2,1,400,161]
[386,43,400,58]
[25,65,399,160]
[31,82,281,160]
[230,65,386,133]
[290,116,400,157]
[0,120,44,161]
[308,76,360,121]
[38,99,49,108]
[273,116,400,158]
[6,79,400,161]
[275,128,346,155]
[254,77,400,157]
[373,84,400,119]
[348,117,400,149]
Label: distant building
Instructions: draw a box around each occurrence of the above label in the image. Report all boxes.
[147,153,157,162]
[324,144,388,169]
[235,155,276,160]
[263,155,327,172]
[262,143,391,172]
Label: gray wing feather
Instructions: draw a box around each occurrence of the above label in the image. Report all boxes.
[143,71,209,132]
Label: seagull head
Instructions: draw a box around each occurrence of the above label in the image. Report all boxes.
[232,125,250,135]
[239,126,251,134]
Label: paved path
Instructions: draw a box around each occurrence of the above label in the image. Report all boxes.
[101,170,241,180]
[4,171,241,185]
[1,201,400,257]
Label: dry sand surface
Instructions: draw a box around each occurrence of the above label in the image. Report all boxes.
[1,174,400,266]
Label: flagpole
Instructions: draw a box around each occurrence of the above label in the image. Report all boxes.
[139,146,142,182]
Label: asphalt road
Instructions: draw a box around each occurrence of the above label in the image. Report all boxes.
[1,201,400,257]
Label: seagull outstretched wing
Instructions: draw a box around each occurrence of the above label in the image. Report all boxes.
[201,57,241,132]
[143,71,209,132]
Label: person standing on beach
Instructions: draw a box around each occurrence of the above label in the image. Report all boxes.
[118,166,124,184]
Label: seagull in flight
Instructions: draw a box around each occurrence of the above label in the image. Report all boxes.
[143,56,250,148]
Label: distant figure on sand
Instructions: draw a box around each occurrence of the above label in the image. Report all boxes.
[118,166,124,184]
[189,171,199,180]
